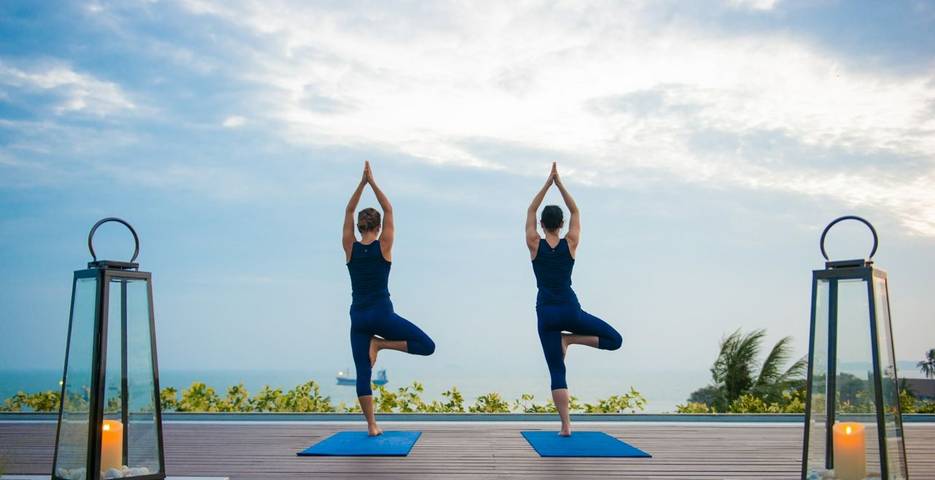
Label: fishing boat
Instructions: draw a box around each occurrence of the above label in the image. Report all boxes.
[336,368,388,386]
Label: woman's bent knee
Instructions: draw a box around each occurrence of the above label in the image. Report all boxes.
[601,330,623,351]
[420,337,436,356]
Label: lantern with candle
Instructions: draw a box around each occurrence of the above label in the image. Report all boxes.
[51,218,166,480]
[801,216,908,479]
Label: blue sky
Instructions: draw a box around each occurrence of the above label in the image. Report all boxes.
[1,0,934,398]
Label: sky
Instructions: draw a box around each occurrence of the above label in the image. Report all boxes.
[1,0,934,403]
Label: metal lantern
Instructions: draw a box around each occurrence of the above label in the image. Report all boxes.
[802,216,908,480]
[52,218,166,480]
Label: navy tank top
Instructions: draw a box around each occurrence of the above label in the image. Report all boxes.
[347,240,391,309]
[532,238,578,306]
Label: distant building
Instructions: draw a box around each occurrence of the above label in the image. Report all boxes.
[904,378,935,400]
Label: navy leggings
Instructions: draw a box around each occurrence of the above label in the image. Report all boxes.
[537,302,622,390]
[350,299,435,396]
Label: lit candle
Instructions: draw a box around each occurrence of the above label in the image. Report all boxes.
[833,422,866,480]
[101,419,124,472]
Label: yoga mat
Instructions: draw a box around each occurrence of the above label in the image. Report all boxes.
[521,431,652,458]
[297,431,422,456]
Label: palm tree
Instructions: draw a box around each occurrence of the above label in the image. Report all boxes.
[918,349,935,379]
[710,329,806,410]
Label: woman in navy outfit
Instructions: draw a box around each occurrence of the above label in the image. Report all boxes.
[343,161,435,436]
[526,162,623,436]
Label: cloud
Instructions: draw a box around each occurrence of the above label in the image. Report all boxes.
[175,1,935,234]
[726,0,779,11]
[3,2,932,235]
[222,115,246,128]
[0,61,134,116]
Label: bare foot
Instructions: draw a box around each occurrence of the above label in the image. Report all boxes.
[561,334,571,359]
[368,424,384,436]
[369,338,379,367]
[559,425,571,437]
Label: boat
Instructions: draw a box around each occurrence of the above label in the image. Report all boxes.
[336,368,388,386]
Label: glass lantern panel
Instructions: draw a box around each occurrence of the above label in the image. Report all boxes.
[804,278,830,473]
[99,276,162,477]
[54,275,99,480]
[872,275,908,478]
[836,277,882,474]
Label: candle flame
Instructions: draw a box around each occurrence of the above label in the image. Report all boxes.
[103,423,110,432]
[845,425,852,435]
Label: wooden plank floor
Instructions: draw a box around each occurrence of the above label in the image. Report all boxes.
[2,421,934,479]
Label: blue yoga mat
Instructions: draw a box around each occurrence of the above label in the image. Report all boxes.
[521,431,651,458]
[297,431,422,456]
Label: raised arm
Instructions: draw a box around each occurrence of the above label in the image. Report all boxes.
[343,165,368,262]
[366,162,395,261]
[526,163,555,258]
[553,164,580,253]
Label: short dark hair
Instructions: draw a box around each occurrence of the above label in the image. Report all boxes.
[357,208,381,233]
[541,205,563,231]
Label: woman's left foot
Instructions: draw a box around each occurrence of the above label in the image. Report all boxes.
[558,426,572,437]
[561,334,571,359]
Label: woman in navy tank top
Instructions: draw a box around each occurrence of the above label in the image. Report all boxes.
[526,162,623,436]
[343,161,435,436]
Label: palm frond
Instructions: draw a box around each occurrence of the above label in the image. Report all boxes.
[776,356,807,384]
[755,336,793,388]
[711,329,765,403]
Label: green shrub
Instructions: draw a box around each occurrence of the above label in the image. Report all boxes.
[779,389,806,413]
[513,393,557,413]
[28,391,61,412]
[584,388,646,413]
[160,387,179,412]
[729,394,776,413]
[219,383,252,413]
[424,387,465,413]
[179,382,221,412]
[469,392,510,413]
[0,391,61,413]
[5,380,646,415]
[675,402,712,414]
[280,381,335,413]
[0,392,30,412]
[916,400,935,413]
[374,382,425,413]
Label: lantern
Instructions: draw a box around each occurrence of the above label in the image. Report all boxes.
[52,218,166,480]
[802,216,908,480]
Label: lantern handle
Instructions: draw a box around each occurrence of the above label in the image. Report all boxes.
[819,215,878,261]
[88,217,140,263]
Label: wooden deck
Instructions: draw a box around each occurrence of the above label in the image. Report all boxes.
[2,421,934,479]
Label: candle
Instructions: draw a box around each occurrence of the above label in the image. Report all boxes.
[101,419,124,472]
[833,422,866,480]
